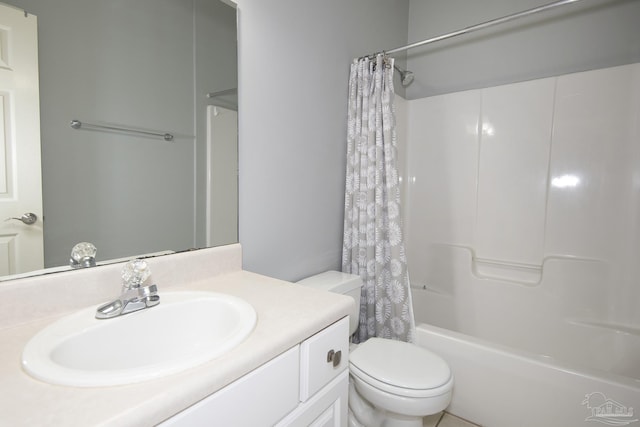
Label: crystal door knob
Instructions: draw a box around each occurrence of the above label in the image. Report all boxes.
[5,212,37,225]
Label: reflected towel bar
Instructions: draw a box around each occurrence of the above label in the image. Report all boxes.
[70,119,174,142]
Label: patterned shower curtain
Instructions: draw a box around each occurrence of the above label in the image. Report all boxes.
[342,54,415,343]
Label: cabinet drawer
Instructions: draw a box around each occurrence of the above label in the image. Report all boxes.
[299,316,349,401]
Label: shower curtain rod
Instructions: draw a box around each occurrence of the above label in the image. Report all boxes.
[361,0,582,59]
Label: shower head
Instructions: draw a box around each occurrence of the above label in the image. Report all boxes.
[394,64,414,87]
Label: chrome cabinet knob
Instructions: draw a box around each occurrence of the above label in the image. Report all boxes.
[5,212,38,225]
[327,349,342,367]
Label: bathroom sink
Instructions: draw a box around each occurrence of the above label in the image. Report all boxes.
[22,291,257,387]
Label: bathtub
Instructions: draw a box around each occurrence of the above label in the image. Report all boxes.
[410,247,640,427]
[399,63,640,426]
[415,323,639,427]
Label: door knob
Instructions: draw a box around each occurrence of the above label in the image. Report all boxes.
[5,213,38,225]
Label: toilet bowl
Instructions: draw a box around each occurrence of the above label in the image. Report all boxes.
[349,337,453,426]
[297,271,453,427]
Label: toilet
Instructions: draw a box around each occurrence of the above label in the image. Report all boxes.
[297,271,453,427]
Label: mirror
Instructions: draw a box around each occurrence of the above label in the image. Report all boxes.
[0,0,238,280]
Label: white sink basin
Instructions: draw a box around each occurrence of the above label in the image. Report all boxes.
[22,291,257,387]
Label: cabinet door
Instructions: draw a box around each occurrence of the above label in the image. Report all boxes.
[276,370,349,427]
[160,346,300,427]
[300,317,349,401]
[309,400,342,427]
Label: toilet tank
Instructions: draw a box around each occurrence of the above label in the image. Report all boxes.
[297,271,362,336]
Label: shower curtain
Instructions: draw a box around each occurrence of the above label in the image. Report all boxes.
[342,54,415,343]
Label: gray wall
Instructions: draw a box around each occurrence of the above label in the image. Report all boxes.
[236,0,410,281]
[7,0,236,267]
[406,0,640,98]
[236,0,639,282]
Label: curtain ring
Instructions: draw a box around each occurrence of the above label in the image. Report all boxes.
[379,51,392,69]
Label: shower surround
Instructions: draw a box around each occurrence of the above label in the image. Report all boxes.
[398,63,640,426]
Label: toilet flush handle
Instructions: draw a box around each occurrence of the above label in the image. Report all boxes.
[327,349,342,367]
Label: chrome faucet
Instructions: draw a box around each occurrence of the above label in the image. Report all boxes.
[96,259,160,319]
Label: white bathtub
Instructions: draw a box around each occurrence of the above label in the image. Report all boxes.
[415,322,639,427]
[399,63,640,426]
[408,245,640,426]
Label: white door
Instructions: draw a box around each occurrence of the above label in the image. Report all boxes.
[0,4,43,276]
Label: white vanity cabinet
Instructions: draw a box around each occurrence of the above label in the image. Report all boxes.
[161,317,350,427]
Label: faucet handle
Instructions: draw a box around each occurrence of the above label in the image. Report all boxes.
[70,242,97,269]
[121,259,151,291]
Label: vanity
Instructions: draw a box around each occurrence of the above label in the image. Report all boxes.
[0,244,353,426]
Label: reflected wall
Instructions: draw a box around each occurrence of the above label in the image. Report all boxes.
[6,0,237,269]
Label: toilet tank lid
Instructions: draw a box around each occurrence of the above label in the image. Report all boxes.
[297,271,363,294]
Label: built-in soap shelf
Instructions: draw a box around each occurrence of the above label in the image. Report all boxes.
[413,244,608,292]
[470,253,607,285]
[472,257,542,285]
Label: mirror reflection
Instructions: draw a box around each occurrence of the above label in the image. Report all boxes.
[0,0,238,281]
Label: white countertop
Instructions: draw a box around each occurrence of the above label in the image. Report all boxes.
[0,245,352,426]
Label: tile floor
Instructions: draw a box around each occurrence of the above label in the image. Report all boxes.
[423,412,481,427]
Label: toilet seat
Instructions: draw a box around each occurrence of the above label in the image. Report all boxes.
[349,338,453,398]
